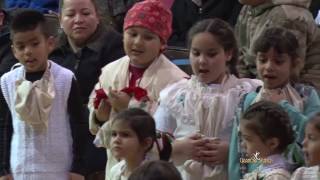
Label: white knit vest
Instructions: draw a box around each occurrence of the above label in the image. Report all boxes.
[0,61,73,174]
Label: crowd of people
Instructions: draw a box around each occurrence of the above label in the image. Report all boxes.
[0,0,320,180]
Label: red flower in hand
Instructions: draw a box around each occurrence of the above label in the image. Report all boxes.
[121,87,149,101]
[94,88,108,109]
[133,87,149,101]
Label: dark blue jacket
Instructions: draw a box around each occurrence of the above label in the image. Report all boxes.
[5,0,59,13]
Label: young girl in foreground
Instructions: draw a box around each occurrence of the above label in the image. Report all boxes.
[97,108,156,180]
[228,27,320,180]
[154,18,261,180]
[240,101,294,179]
[291,113,320,179]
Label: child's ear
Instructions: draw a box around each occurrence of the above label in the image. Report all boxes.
[160,44,166,53]
[11,44,18,59]
[47,36,56,53]
[266,137,280,152]
[290,57,303,82]
[292,57,303,71]
[142,137,153,151]
[225,49,233,62]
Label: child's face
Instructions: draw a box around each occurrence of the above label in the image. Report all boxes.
[256,48,292,89]
[110,121,148,162]
[60,0,99,46]
[190,32,231,84]
[124,26,163,67]
[11,26,54,72]
[240,121,273,158]
[302,122,320,166]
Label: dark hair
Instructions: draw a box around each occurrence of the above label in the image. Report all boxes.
[10,9,50,39]
[187,18,239,76]
[128,160,182,180]
[112,108,156,152]
[253,27,299,59]
[253,27,301,81]
[242,101,295,152]
[308,113,320,132]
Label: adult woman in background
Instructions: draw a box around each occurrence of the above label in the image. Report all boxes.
[50,0,125,179]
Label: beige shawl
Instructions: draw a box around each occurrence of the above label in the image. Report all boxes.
[252,83,304,112]
[89,54,187,178]
[14,62,55,131]
[88,54,188,135]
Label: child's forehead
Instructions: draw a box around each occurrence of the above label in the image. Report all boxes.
[257,47,291,56]
[239,121,250,130]
[190,32,223,49]
[307,122,320,133]
[111,122,137,135]
[12,27,46,43]
[111,119,131,129]
[125,26,157,36]
[239,124,255,137]
[240,119,259,131]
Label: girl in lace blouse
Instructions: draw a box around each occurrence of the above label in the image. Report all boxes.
[154,18,261,180]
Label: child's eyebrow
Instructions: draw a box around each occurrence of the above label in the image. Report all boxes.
[13,37,39,45]
[143,31,157,36]
[118,129,131,133]
[81,8,92,11]
[191,47,218,51]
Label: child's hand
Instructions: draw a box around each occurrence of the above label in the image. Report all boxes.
[173,133,207,161]
[94,99,111,122]
[200,138,229,166]
[0,174,13,180]
[108,87,131,112]
[69,173,84,180]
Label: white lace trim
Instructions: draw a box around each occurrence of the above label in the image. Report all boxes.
[160,75,261,137]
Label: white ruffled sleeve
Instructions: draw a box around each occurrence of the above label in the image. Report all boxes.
[154,85,177,134]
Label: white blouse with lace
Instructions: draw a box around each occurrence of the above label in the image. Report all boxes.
[154,75,261,180]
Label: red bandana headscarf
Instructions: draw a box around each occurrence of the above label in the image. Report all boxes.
[123,0,173,43]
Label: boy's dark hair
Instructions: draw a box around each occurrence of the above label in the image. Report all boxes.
[10,9,50,39]
[128,160,182,180]
[187,18,239,76]
[112,108,156,152]
[242,101,295,152]
[309,112,320,132]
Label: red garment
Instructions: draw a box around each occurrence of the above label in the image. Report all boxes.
[129,64,146,87]
[93,65,147,109]
[122,64,149,101]
[123,0,172,43]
